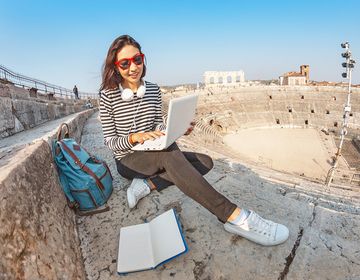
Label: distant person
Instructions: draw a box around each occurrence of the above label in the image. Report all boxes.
[85,97,93,109]
[73,85,79,99]
[99,35,289,246]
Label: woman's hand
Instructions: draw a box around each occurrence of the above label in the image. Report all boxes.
[130,131,165,144]
[184,121,196,136]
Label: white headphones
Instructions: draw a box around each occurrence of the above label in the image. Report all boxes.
[119,81,146,101]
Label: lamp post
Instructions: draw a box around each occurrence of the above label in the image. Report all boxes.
[325,42,356,187]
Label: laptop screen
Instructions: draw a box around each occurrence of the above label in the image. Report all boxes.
[164,94,199,147]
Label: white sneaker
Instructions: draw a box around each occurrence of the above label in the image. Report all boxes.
[224,210,289,246]
[126,178,150,208]
[127,178,151,209]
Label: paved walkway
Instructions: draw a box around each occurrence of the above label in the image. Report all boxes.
[0,112,80,156]
[77,112,360,280]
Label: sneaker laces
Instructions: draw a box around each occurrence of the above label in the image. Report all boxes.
[249,212,274,237]
[133,180,149,197]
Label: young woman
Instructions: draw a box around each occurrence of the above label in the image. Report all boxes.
[99,35,289,246]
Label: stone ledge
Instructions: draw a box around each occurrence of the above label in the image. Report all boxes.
[0,83,97,139]
[0,141,85,280]
[0,109,96,280]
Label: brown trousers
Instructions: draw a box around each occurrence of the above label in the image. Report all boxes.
[115,143,237,223]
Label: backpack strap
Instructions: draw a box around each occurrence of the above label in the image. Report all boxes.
[57,123,70,141]
[75,205,110,216]
[52,139,77,205]
[59,141,106,192]
[91,155,113,181]
[103,162,113,180]
[80,146,113,181]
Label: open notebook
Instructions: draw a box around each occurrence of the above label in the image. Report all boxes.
[117,209,188,274]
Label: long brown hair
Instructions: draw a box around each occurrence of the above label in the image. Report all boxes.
[100,35,146,91]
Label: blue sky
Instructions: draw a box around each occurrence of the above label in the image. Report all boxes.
[1,0,359,92]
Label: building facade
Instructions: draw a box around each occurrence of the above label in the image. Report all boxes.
[280,65,309,86]
[204,71,245,87]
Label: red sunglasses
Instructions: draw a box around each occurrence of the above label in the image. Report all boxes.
[115,53,144,70]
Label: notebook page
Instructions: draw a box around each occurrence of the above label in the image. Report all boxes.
[117,223,154,273]
[149,209,186,266]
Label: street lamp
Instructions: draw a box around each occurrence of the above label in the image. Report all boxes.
[325,42,356,187]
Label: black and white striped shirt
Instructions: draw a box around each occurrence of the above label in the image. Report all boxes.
[100,81,166,160]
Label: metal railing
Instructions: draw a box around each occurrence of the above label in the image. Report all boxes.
[0,64,98,99]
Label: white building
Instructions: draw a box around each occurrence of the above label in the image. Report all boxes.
[204,71,245,87]
[279,65,309,86]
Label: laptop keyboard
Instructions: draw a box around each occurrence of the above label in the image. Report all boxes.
[143,135,165,147]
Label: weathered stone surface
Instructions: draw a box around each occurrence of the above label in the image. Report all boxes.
[12,99,45,129]
[14,116,25,134]
[0,140,85,280]
[47,103,62,120]
[1,83,360,280]
[0,83,97,140]
[0,83,11,97]
[28,87,38,98]
[0,109,98,280]
[286,206,360,280]
[0,109,97,158]
[77,113,360,280]
[8,84,30,100]
[0,97,14,137]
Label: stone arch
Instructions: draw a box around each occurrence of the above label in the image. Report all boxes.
[204,70,245,86]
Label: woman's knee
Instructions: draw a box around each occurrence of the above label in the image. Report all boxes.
[167,148,184,161]
[115,159,140,179]
[170,151,214,175]
[163,148,187,168]
[198,153,214,171]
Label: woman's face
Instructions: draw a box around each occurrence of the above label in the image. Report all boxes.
[116,45,144,85]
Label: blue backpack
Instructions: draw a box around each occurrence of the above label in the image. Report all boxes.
[52,123,113,215]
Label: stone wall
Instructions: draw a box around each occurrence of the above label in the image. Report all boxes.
[194,86,360,134]
[0,109,96,280]
[0,83,97,139]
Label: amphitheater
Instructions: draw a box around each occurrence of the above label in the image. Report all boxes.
[1,75,360,280]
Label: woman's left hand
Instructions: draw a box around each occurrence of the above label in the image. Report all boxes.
[184,121,196,136]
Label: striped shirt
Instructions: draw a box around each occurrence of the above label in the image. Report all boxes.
[99,81,166,160]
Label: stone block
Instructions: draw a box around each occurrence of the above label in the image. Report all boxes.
[32,102,49,126]
[11,100,35,129]
[61,103,69,117]
[13,116,25,134]
[39,103,50,122]
[0,83,11,98]
[8,84,30,100]
[0,141,86,280]
[287,206,360,279]
[47,104,57,120]
[47,93,56,100]
[0,97,15,138]
[37,93,50,100]
[28,87,38,98]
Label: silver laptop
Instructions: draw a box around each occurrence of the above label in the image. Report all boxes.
[131,94,198,151]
